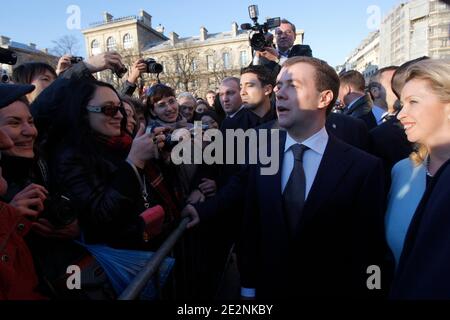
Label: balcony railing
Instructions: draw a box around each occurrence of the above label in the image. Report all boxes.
[90,15,143,28]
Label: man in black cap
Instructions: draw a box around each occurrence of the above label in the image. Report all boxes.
[0,82,45,299]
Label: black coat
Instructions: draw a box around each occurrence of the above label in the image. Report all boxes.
[240,126,389,299]
[369,117,413,189]
[261,44,313,76]
[343,95,377,131]
[390,159,450,299]
[326,112,369,151]
[48,141,153,248]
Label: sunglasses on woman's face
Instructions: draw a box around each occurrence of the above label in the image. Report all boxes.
[86,103,125,117]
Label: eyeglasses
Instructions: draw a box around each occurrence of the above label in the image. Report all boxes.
[154,98,178,109]
[86,104,125,117]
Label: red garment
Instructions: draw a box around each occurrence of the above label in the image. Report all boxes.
[0,202,45,300]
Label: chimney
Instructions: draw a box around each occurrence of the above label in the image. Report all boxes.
[139,9,152,27]
[103,12,113,23]
[200,26,208,41]
[169,32,179,46]
[155,24,165,34]
[0,35,10,46]
[231,22,238,37]
[29,43,37,50]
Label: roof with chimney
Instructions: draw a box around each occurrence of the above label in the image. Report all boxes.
[143,28,250,53]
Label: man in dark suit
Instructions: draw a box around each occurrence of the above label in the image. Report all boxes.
[219,65,277,185]
[339,70,377,130]
[240,57,388,299]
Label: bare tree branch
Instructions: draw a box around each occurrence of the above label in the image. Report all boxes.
[51,35,81,56]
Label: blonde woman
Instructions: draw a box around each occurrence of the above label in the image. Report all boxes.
[389,59,450,299]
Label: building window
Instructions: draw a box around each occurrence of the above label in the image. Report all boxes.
[192,80,199,88]
[240,51,248,66]
[207,55,214,71]
[106,37,116,52]
[223,52,230,69]
[123,33,133,49]
[191,59,197,72]
[91,39,101,55]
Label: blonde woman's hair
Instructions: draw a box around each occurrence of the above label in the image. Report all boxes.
[403,59,450,166]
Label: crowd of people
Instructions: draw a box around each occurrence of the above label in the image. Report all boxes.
[1,18,450,300]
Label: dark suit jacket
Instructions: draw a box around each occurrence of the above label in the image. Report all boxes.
[343,95,377,131]
[262,44,313,76]
[390,159,450,299]
[241,125,388,299]
[326,112,369,151]
[369,117,413,190]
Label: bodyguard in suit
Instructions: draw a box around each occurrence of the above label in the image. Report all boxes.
[339,70,377,130]
[240,57,389,299]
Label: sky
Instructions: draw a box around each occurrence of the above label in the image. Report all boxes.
[0,0,404,67]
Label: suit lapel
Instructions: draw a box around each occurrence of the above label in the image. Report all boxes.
[296,134,354,234]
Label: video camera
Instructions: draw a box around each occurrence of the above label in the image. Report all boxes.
[240,5,280,52]
[0,47,18,65]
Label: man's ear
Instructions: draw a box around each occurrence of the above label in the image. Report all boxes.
[318,90,334,111]
[370,87,379,98]
[264,84,273,96]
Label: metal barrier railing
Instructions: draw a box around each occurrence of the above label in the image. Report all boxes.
[118,217,190,300]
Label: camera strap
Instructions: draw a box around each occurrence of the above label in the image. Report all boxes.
[37,158,50,189]
[126,159,150,209]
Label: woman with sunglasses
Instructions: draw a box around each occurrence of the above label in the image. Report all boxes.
[40,78,180,249]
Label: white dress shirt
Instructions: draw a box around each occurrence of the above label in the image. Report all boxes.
[281,127,329,197]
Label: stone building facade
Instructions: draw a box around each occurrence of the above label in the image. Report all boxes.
[82,9,305,97]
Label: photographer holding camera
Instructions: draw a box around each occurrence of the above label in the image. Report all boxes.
[253,19,312,72]
[121,57,163,98]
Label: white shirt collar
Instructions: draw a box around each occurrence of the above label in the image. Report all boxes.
[346,95,365,111]
[284,127,328,156]
[228,105,245,118]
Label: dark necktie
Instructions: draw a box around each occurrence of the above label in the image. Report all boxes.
[283,144,309,237]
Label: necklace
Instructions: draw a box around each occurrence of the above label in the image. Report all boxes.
[426,156,434,177]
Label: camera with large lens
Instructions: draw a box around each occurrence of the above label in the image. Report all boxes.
[42,194,78,228]
[144,58,163,74]
[0,47,18,65]
[240,5,280,52]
